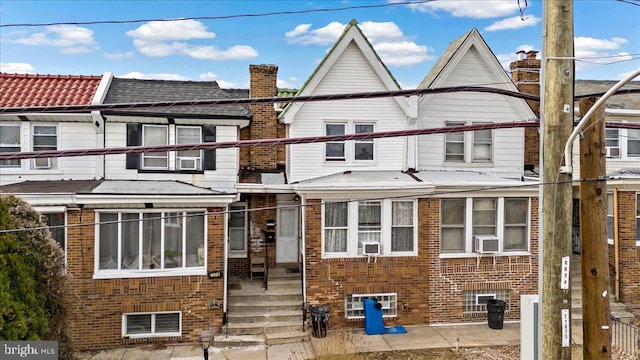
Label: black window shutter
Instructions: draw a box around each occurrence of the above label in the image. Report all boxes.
[203,125,216,170]
[126,123,141,169]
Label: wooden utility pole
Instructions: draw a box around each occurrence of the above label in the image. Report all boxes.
[579,97,612,360]
[541,1,574,359]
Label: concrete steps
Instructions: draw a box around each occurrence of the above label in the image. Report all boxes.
[218,266,308,346]
[571,255,635,326]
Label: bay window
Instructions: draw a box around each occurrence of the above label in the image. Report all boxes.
[97,211,206,275]
[323,199,417,257]
[440,197,530,255]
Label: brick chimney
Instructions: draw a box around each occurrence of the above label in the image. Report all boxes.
[510,50,541,170]
[240,65,285,174]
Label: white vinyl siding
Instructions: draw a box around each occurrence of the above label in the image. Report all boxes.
[287,42,408,183]
[104,123,239,192]
[416,47,526,178]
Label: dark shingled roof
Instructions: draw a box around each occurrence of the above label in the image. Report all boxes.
[575,80,640,110]
[0,180,103,194]
[102,77,251,119]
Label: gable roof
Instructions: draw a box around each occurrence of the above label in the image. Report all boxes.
[575,80,640,110]
[102,77,251,119]
[0,72,103,108]
[280,19,411,123]
[417,28,536,119]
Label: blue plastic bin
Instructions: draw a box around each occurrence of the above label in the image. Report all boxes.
[363,298,385,335]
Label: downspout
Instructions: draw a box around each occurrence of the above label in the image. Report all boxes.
[613,187,620,302]
[222,203,230,336]
[300,193,307,331]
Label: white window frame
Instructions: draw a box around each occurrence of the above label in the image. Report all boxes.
[228,203,248,258]
[122,311,181,338]
[322,199,417,258]
[627,128,640,158]
[324,121,376,164]
[0,123,22,168]
[94,210,207,279]
[345,293,397,319]
[605,128,621,158]
[176,126,203,171]
[32,124,58,169]
[607,193,615,245]
[444,121,493,164]
[141,124,169,170]
[439,197,531,257]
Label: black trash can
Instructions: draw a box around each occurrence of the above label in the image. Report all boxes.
[487,299,506,329]
[310,305,329,338]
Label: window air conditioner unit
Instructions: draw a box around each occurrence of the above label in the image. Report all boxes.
[474,236,499,254]
[178,157,199,170]
[362,242,381,256]
[33,157,53,169]
[606,147,620,158]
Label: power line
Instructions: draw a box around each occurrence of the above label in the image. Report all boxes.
[0,121,539,161]
[0,0,435,28]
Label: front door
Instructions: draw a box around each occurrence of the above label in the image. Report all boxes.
[276,207,298,263]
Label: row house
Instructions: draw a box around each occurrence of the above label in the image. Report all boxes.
[1,21,546,350]
[510,53,640,314]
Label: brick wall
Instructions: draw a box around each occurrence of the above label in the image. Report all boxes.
[510,50,541,169]
[304,197,539,328]
[65,208,225,351]
[611,191,640,310]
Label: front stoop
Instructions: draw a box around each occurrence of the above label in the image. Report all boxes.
[571,255,636,327]
[218,267,309,347]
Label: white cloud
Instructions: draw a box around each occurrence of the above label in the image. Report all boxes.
[285,24,312,38]
[126,20,258,61]
[485,15,541,31]
[374,41,433,66]
[199,72,218,81]
[285,21,432,67]
[120,72,189,81]
[574,37,631,73]
[215,79,238,88]
[198,72,238,88]
[126,20,215,42]
[182,45,258,61]
[407,0,520,18]
[11,25,98,53]
[277,77,299,89]
[0,62,35,73]
[495,44,539,71]
[103,51,135,60]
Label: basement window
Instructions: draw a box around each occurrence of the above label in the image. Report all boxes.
[463,289,509,314]
[345,293,397,319]
[122,312,181,338]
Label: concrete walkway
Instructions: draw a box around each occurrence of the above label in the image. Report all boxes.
[77,322,526,359]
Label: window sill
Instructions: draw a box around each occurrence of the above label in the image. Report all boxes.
[123,332,181,339]
[93,268,206,279]
[442,162,494,167]
[439,251,530,259]
[228,252,248,259]
[137,169,206,174]
[321,253,418,259]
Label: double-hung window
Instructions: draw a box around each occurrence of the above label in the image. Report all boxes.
[142,125,169,169]
[176,126,202,170]
[628,129,640,157]
[440,197,529,254]
[97,211,206,275]
[444,121,493,163]
[0,124,21,168]
[324,121,375,162]
[323,199,417,257]
[607,193,615,245]
[32,124,57,169]
[606,129,620,158]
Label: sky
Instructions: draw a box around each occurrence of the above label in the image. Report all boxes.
[1,0,639,90]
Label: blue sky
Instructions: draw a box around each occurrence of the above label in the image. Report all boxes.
[1,0,639,89]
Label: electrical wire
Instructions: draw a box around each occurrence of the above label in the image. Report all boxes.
[0,1,436,28]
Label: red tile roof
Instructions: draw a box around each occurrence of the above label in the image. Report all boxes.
[0,73,103,108]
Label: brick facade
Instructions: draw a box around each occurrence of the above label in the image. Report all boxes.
[304,197,539,328]
[609,190,640,311]
[510,50,541,170]
[65,208,225,351]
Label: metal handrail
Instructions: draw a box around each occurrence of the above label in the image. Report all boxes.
[611,315,640,357]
